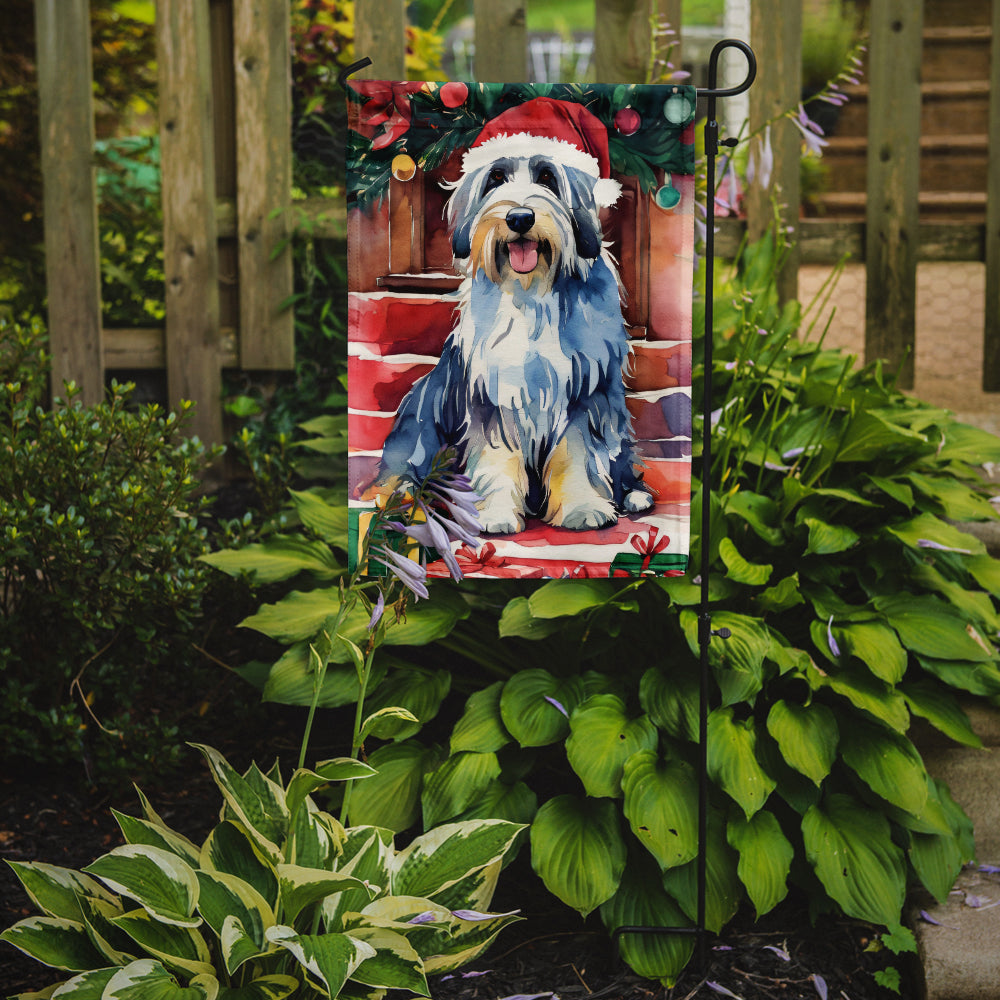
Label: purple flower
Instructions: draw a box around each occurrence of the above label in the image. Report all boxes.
[373,544,429,600]
[451,908,520,921]
[812,974,828,1000]
[763,944,790,961]
[544,695,569,718]
[706,983,742,999]
[747,124,774,190]
[791,104,828,156]
[827,616,841,658]
[367,590,385,631]
[917,538,972,554]
[388,503,464,581]
[407,911,438,925]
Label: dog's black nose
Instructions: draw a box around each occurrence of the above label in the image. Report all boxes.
[505,208,535,234]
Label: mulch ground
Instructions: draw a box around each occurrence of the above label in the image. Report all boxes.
[1,741,913,1000]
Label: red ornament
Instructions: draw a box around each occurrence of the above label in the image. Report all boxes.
[614,107,641,136]
[439,82,469,108]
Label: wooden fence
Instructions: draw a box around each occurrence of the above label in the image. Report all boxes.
[33,0,1000,445]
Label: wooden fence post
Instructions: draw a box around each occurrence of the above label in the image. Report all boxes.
[593,0,656,84]
[983,0,1000,391]
[233,0,294,370]
[746,0,801,305]
[34,0,104,405]
[864,0,923,389]
[157,0,223,445]
[354,0,406,79]
[474,0,527,81]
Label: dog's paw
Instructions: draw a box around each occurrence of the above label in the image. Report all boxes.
[477,498,526,535]
[551,500,618,531]
[623,489,654,514]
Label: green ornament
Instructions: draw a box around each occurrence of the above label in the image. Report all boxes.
[663,87,695,126]
[654,175,681,210]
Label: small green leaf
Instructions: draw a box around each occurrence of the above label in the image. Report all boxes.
[875,594,995,662]
[499,670,584,747]
[362,667,451,740]
[639,664,699,742]
[719,537,773,585]
[347,740,441,832]
[450,682,511,754]
[707,708,776,819]
[530,795,626,917]
[839,718,929,817]
[727,811,793,917]
[803,517,859,556]
[360,706,421,742]
[421,752,502,829]
[200,535,341,584]
[765,700,838,786]
[901,680,982,748]
[288,488,350,545]
[497,597,564,639]
[527,579,619,618]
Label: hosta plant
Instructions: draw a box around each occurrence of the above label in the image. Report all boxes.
[1,744,523,999]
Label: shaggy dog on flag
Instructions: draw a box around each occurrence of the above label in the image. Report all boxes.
[377,97,654,534]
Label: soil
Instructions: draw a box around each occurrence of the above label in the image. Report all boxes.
[0,742,913,1000]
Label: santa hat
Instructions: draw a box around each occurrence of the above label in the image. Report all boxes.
[462,96,622,208]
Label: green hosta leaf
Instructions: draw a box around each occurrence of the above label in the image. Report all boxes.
[288,487,350,545]
[453,779,538,826]
[346,926,428,994]
[347,740,441,832]
[200,535,340,584]
[599,854,694,987]
[909,828,965,905]
[802,793,906,926]
[839,718,929,816]
[527,579,618,618]
[216,975,299,1000]
[803,517,859,556]
[360,706,421,742]
[718,537,772,585]
[936,421,1000,465]
[835,621,907,684]
[499,670,584,747]
[756,573,805,614]
[195,871,273,974]
[83,846,200,928]
[103,959,218,1000]
[901,680,982,748]
[886,512,985,557]
[191,746,287,862]
[875,594,995,662]
[967,553,1000,597]
[906,472,998,522]
[621,751,698,870]
[421,751,502,828]
[362,668,451,740]
[911,562,1000,633]
[661,811,741,933]
[724,490,784,545]
[200,822,278,910]
[681,610,770,706]
[727,811,793,917]
[111,909,214,978]
[765,700,838,786]
[285,759,376,822]
[0,916,107,971]
[112,812,201,868]
[916,655,1000,697]
[809,661,910,732]
[639,663,699,742]
[261,644,383,709]
[834,409,927,463]
[450,682,511,754]
[530,795,626,917]
[265,926,375,997]
[5,862,118,923]
[866,474,914,509]
[707,708,776,818]
[565,695,658,798]
[393,820,524,900]
[497,596,564,639]
[241,589,343,642]
[277,865,374,925]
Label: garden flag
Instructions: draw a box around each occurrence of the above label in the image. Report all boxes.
[346,81,697,579]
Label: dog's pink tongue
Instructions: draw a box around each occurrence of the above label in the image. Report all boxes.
[508,238,538,273]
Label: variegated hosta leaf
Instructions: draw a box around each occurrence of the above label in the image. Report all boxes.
[661,811,742,934]
[802,793,906,926]
[77,894,136,966]
[112,810,202,868]
[727,810,793,918]
[323,829,393,931]
[391,820,524,901]
[450,681,511,754]
[265,926,376,998]
[285,760,376,823]
[706,707,776,819]
[102,959,218,999]
[621,751,699,871]
[0,916,107,971]
[599,854,694,987]
[200,822,278,910]
[421,751,502,829]
[276,864,375,925]
[288,802,343,870]
[46,966,118,997]
[565,695,658,799]
[191,745,287,863]
[499,669,585,747]
[765,700,838,786]
[344,926,429,995]
[529,795,626,917]
[424,859,501,915]
[83,846,200,928]
[421,907,522,975]
[4,861,118,922]
[195,871,274,974]
[110,908,214,978]
[214,974,299,1000]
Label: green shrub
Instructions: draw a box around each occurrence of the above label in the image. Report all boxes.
[0,317,220,783]
[1,743,524,998]
[210,232,1000,985]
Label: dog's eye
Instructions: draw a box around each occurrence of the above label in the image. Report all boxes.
[536,166,559,195]
[483,167,506,195]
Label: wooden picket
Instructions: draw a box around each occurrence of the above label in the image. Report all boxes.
[30,0,1000,449]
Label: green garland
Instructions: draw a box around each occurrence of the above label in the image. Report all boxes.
[346,81,697,212]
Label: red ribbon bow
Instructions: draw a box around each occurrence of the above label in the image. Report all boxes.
[631,527,670,573]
